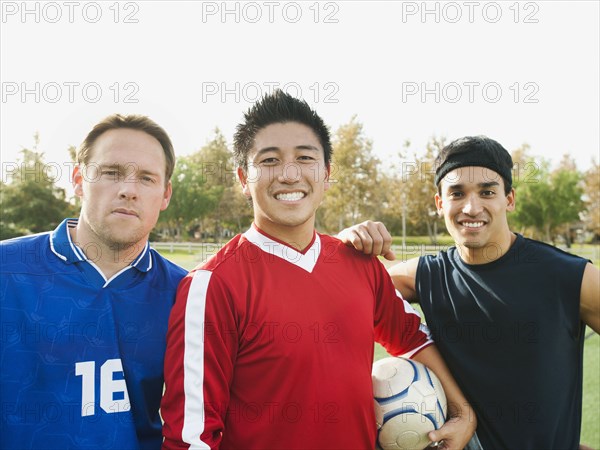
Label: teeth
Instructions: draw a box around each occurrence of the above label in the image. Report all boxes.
[276,192,304,201]
[463,222,484,228]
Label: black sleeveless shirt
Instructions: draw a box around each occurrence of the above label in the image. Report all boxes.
[416,234,588,450]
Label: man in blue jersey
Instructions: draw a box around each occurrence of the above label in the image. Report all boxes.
[0,114,187,450]
[340,136,600,450]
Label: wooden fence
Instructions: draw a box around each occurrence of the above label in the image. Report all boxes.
[151,242,600,262]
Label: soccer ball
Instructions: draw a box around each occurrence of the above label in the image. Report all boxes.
[372,357,447,450]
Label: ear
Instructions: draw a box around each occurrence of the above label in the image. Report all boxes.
[237,167,251,198]
[323,163,331,192]
[434,192,443,216]
[161,181,173,211]
[72,165,84,199]
[506,188,516,212]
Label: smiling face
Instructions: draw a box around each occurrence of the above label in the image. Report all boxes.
[435,166,515,262]
[238,122,329,248]
[73,128,172,252]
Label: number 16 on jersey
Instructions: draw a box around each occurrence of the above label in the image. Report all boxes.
[75,359,131,417]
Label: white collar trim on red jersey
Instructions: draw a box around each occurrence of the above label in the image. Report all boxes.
[243,226,321,273]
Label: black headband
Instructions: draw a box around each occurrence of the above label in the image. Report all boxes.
[434,148,513,187]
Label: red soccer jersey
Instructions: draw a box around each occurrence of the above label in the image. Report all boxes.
[161,226,432,450]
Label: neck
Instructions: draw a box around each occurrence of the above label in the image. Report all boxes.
[70,222,146,279]
[254,220,315,252]
[457,231,516,265]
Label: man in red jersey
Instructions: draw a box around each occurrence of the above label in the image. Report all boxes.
[160,90,475,450]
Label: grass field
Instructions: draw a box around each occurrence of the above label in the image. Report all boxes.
[581,332,600,447]
[161,246,600,447]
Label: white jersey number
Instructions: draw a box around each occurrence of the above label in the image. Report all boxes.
[75,359,131,417]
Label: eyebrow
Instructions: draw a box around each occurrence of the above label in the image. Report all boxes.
[98,163,161,177]
[447,181,500,190]
[255,145,321,155]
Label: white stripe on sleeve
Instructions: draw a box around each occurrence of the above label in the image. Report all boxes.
[182,270,212,450]
[395,289,434,358]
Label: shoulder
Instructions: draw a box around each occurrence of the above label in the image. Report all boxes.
[0,231,50,250]
[178,266,233,304]
[319,233,374,264]
[0,232,54,271]
[418,247,454,270]
[521,236,587,259]
[195,234,246,274]
[318,234,392,288]
[515,236,589,275]
[415,248,462,290]
[149,248,188,280]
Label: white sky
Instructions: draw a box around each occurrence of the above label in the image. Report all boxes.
[1,1,599,189]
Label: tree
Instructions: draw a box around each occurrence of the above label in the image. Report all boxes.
[509,143,538,236]
[1,134,75,239]
[319,117,384,232]
[381,137,445,242]
[582,160,600,241]
[67,144,81,209]
[196,129,252,239]
[405,137,445,242]
[512,155,584,244]
[157,129,252,241]
[158,151,219,241]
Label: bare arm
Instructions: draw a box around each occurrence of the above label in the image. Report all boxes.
[573,263,598,450]
[412,345,476,450]
[580,262,600,334]
[388,257,420,302]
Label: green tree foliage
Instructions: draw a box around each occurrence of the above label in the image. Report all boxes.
[158,129,252,241]
[319,117,383,232]
[509,143,537,235]
[66,145,81,210]
[405,137,444,241]
[379,137,444,242]
[1,134,75,239]
[195,128,252,239]
[374,172,402,234]
[158,151,218,241]
[512,154,584,244]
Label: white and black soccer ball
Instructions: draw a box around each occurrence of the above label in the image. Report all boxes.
[372,357,447,450]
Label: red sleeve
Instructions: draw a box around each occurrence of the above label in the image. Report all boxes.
[372,258,433,358]
[161,270,238,450]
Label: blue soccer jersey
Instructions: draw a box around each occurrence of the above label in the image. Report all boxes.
[1,219,186,450]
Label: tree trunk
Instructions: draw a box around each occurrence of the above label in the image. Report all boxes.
[425,220,433,243]
[545,224,552,244]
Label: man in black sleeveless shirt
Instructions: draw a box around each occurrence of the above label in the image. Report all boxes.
[341,136,599,450]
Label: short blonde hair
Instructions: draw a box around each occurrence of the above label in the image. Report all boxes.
[77,114,176,182]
